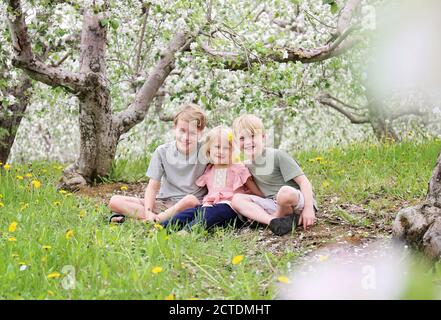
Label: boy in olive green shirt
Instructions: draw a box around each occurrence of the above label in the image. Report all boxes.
[231,114,318,236]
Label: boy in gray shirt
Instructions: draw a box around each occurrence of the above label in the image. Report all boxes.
[231,114,318,236]
[108,104,208,223]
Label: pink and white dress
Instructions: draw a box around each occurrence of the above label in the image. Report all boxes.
[195,163,251,207]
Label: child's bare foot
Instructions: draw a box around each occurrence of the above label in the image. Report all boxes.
[152,212,167,223]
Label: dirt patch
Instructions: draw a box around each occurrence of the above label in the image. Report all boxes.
[76,182,147,205]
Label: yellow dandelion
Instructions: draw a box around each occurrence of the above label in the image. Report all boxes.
[8,221,18,233]
[25,173,33,178]
[3,163,11,170]
[165,294,175,300]
[232,255,244,265]
[65,229,74,239]
[151,266,163,274]
[42,245,52,251]
[79,209,86,218]
[277,276,291,284]
[47,272,61,279]
[53,201,61,206]
[11,253,19,258]
[0,202,4,208]
[322,181,330,188]
[31,180,41,189]
[8,237,17,242]
[59,190,67,195]
[16,175,24,180]
[153,223,164,230]
[120,185,128,191]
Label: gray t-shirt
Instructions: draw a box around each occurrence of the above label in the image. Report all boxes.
[246,148,304,198]
[146,141,208,200]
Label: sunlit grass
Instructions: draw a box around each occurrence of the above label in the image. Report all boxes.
[1,138,441,299]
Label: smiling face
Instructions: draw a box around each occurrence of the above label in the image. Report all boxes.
[209,131,232,165]
[238,129,265,161]
[174,119,201,155]
[232,114,266,161]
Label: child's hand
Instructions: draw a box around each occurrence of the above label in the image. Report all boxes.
[299,207,316,230]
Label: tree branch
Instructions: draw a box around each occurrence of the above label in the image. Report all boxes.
[201,25,356,70]
[318,94,370,124]
[154,90,173,122]
[6,0,84,93]
[200,0,361,70]
[338,0,361,35]
[134,3,150,75]
[389,108,427,121]
[320,92,365,111]
[113,30,194,135]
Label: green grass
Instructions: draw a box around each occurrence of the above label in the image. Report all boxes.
[1,138,441,299]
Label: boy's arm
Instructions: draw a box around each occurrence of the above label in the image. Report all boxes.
[293,174,315,230]
[245,177,265,197]
[144,179,161,218]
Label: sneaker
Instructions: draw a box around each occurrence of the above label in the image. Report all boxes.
[268,214,300,236]
[109,212,126,224]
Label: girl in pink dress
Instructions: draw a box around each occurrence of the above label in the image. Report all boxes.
[162,126,263,230]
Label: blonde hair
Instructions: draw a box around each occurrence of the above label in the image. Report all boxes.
[173,103,207,130]
[201,125,234,163]
[232,114,265,138]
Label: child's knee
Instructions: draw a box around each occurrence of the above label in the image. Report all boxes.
[182,195,199,207]
[231,193,247,208]
[108,195,123,210]
[277,186,299,206]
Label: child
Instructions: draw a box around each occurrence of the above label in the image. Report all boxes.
[162,126,263,230]
[231,114,318,236]
[108,103,208,223]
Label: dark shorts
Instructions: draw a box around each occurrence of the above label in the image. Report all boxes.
[162,203,244,230]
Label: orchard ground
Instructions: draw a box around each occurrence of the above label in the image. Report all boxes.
[1,138,441,299]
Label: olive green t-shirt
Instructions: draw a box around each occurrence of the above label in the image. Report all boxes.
[246,148,319,211]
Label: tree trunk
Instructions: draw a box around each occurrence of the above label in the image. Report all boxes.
[6,0,192,191]
[57,10,119,190]
[393,150,441,259]
[0,76,31,164]
[273,112,284,149]
[367,92,399,142]
[54,10,192,191]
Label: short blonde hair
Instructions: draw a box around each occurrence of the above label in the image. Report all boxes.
[232,114,265,138]
[173,103,207,130]
[201,125,234,163]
